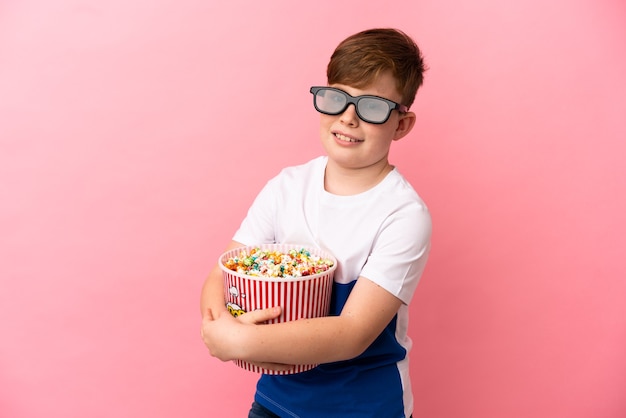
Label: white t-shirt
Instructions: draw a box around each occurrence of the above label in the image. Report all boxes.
[234,156,431,303]
[233,156,432,418]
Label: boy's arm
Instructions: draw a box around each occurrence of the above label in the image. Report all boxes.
[201,240,292,372]
[201,275,403,365]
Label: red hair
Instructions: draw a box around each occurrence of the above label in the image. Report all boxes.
[327,28,426,108]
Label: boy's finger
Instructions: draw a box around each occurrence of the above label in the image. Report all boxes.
[238,306,282,325]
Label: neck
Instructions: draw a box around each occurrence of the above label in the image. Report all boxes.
[324,159,394,196]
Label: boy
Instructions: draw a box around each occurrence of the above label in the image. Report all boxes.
[201,28,431,418]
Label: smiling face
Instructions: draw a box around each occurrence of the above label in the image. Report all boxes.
[319,71,416,175]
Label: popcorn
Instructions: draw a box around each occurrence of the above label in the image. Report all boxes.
[223,247,334,278]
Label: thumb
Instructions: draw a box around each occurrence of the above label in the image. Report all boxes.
[239,306,282,325]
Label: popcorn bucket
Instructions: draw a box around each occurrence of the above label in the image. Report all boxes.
[219,244,337,374]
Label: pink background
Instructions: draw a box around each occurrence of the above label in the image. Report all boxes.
[1,0,625,417]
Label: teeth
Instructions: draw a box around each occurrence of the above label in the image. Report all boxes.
[335,133,362,143]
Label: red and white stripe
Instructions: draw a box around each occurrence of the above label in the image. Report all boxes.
[219,244,337,375]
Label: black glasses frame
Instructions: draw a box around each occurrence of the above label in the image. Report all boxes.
[310,86,408,124]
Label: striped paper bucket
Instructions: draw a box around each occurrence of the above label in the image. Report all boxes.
[219,244,337,375]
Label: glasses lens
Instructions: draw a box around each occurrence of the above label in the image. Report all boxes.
[315,88,347,114]
[357,98,392,124]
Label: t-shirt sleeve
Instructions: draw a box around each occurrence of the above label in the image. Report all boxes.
[232,177,279,246]
[360,202,432,305]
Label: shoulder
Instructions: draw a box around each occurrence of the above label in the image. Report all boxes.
[373,169,432,242]
[377,169,429,214]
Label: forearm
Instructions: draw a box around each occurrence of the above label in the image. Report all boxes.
[227,277,402,365]
[230,314,370,365]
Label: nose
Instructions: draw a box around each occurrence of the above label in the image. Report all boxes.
[339,103,359,126]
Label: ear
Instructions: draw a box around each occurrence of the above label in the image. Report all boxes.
[392,111,416,141]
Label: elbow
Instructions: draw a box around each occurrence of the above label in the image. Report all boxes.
[336,333,376,361]
[330,317,383,361]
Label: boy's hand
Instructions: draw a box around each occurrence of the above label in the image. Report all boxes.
[233,307,295,372]
[200,308,239,361]
[201,306,294,372]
